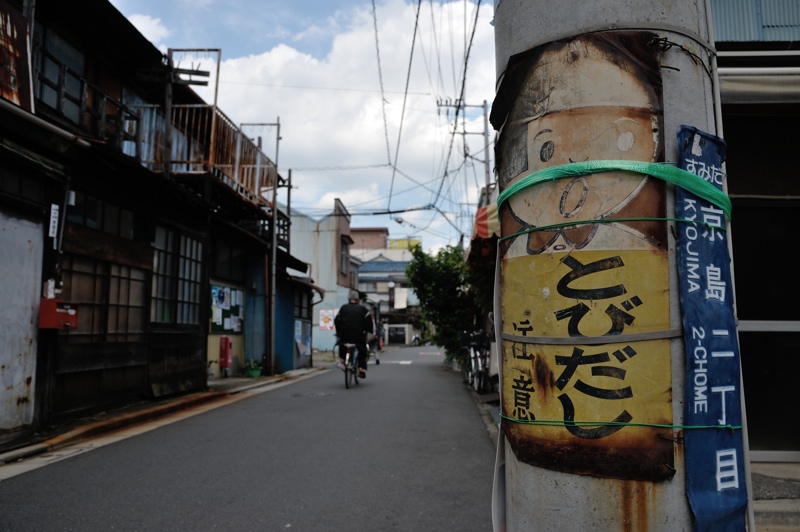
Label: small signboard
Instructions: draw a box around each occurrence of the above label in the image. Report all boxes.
[497,31,673,481]
[676,125,747,530]
[319,309,336,331]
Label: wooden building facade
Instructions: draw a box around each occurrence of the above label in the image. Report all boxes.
[0,0,310,448]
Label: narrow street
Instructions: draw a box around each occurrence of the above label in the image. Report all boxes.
[0,347,496,531]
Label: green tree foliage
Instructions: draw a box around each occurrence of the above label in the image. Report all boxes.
[406,245,484,361]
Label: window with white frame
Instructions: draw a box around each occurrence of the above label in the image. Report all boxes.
[151,226,204,325]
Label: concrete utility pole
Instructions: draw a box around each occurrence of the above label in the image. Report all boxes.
[491,1,751,530]
[437,98,492,189]
[269,118,281,376]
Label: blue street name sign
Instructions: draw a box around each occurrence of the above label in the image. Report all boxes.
[676,125,748,531]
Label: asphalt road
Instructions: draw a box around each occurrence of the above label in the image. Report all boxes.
[0,347,496,531]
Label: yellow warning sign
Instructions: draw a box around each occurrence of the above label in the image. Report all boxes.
[501,250,674,479]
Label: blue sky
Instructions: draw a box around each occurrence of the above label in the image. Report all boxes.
[110,0,496,252]
[112,0,376,59]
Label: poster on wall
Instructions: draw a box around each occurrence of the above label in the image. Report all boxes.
[495,31,674,481]
[211,284,243,334]
[0,0,34,111]
[319,309,336,331]
[295,320,311,356]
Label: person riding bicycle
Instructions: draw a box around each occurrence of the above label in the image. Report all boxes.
[334,290,373,379]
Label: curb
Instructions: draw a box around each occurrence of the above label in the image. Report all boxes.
[0,391,225,464]
[0,369,324,465]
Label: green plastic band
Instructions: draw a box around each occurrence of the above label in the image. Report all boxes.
[499,413,742,431]
[499,216,725,243]
[497,160,732,221]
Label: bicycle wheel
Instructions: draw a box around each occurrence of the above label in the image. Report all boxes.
[474,368,485,393]
[470,351,481,389]
[461,359,472,386]
[473,352,485,393]
[345,352,354,389]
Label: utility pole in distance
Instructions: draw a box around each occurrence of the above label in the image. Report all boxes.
[491,1,752,531]
[437,98,492,189]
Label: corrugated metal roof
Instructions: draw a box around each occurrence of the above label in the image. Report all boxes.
[712,0,800,42]
[764,0,800,40]
[359,260,409,273]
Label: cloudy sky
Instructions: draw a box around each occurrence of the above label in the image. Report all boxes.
[110,0,497,253]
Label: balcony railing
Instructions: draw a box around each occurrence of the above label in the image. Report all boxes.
[135,104,279,211]
[33,51,288,248]
[130,103,290,249]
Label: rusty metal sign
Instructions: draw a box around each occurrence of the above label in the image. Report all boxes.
[0,0,33,111]
[496,32,674,480]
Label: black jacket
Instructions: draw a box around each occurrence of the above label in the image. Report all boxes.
[335,303,373,342]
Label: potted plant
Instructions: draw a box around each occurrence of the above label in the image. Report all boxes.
[242,358,262,378]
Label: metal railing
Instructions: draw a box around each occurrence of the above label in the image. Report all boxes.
[134,104,290,248]
[33,51,288,247]
[275,209,290,250]
[136,104,279,209]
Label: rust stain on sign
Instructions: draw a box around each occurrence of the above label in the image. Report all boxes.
[501,250,674,480]
[495,32,673,481]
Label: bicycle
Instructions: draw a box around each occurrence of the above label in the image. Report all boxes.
[341,342,360,389]
[368,335,380,365]
[462,330,491,394]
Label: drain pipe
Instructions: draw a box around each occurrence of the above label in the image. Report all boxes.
[703,2,756,530]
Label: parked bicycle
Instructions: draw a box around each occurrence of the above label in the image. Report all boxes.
[367,333,381,365]
[462,330,491,394]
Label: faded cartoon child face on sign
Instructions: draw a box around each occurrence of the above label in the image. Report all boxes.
[499,35,666,257]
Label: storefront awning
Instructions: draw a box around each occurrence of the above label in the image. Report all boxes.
[472,184,500,240]
[278,249,309,274]
[473,202,500,239]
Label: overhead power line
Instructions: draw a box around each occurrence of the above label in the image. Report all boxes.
[371,0,393,166]
[219,80,429,95]
[387,0,423,212]
[431,0,482,208]
[292,163,391,172]
[292,163,445,208]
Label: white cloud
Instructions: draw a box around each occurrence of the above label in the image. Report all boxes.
[166,0,496,252]
[127,14,171,44]
[315,183,382,211]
